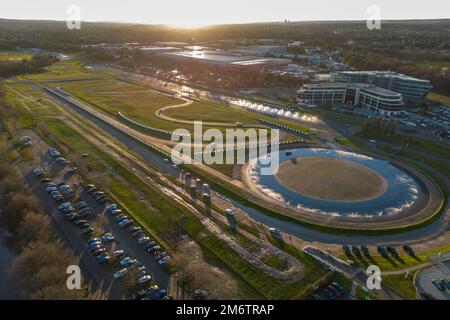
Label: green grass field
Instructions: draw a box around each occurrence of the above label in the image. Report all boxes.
[0,50,33,61]
[164,100,261,124]
[18,56,112,81]
[427,92,450,106]
[382,272,417,300]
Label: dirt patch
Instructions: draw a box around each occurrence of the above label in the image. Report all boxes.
[176,239,241,300]
[276,157,387,202]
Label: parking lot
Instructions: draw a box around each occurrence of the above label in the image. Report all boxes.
[20,131,172,299]
[416,254,450,300]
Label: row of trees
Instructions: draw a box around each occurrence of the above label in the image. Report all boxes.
[0,89,90,299]
[0,54,56,78]
[360,118,396,137]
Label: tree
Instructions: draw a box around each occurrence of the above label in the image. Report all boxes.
[16,211,52,248]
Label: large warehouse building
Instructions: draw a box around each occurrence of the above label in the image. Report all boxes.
[331,71,432,102]
[297,83,404,116]
[160,50,290,72]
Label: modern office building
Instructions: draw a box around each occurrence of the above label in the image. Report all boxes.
[331,71,432,102]
[297,83,404,115]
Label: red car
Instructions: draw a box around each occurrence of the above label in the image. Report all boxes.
[93,248,107,256]
[327,285,342,297]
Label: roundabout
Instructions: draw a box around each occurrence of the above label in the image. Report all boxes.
[245,148,440,222]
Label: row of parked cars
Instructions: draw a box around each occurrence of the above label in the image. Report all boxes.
[431,278,450,292]
[105,203,171,266]
[86,234,117,265]
[33,168,75,202]
[58,200,95,235]
[86,184,109,204]
[312,282,346,300]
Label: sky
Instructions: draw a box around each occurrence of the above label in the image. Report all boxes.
[1,0,449,28]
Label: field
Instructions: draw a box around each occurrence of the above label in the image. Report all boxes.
[18,56,113,81]
[276,157,387,202]
[0,50,33,61]
[164,100,261,125]
[427,91,450,106]
[57,80,261,134]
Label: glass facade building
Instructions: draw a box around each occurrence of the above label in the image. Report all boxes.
[331,71,432,102]
[298,83,404,116]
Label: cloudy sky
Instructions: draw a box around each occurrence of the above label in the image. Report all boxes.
[1,0,449,28]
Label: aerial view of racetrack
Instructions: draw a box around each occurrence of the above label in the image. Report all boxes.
[0,11,449,305]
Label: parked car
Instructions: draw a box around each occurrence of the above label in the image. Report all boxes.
[119,220,132,228]
[105,203,117,213]
[93,248,107,256]
[113,250,125,258]
[101,233,115,243]
[136,271,148,279]
[192,290,208,300]
[58,202,72,210]
[137,275,151,285]
[32,167,43,175]
[129,226,142,234]
[148,246,161,255]
[158,256,171,265]
[120,257,136,267]
[115,214,127,222]
[327,285,342,297]
[86,184,97,193]
[432,279,445,291]
[131,230,145,238]
[81,227,94,235]
[89,244,103,252]
[322,288,335,300]
[75,203,88,210]
[131,290,146,300]
[66,213,79,221]
[114,268,128,279]
[97,197,108,204]
[137,236,150,245]
[110,209,122,216]
[331,282,346,294]
[74,220,87,227]
[441,278,450,290]
[87,238,101,245]
[68,166,78,173]
[79,222,91,230]
[143,242,157,250]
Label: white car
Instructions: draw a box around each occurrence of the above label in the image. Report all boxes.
[113,268,128,279]
[113,250,125,258]
[137,275,151,285]
[137,236,150,245]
